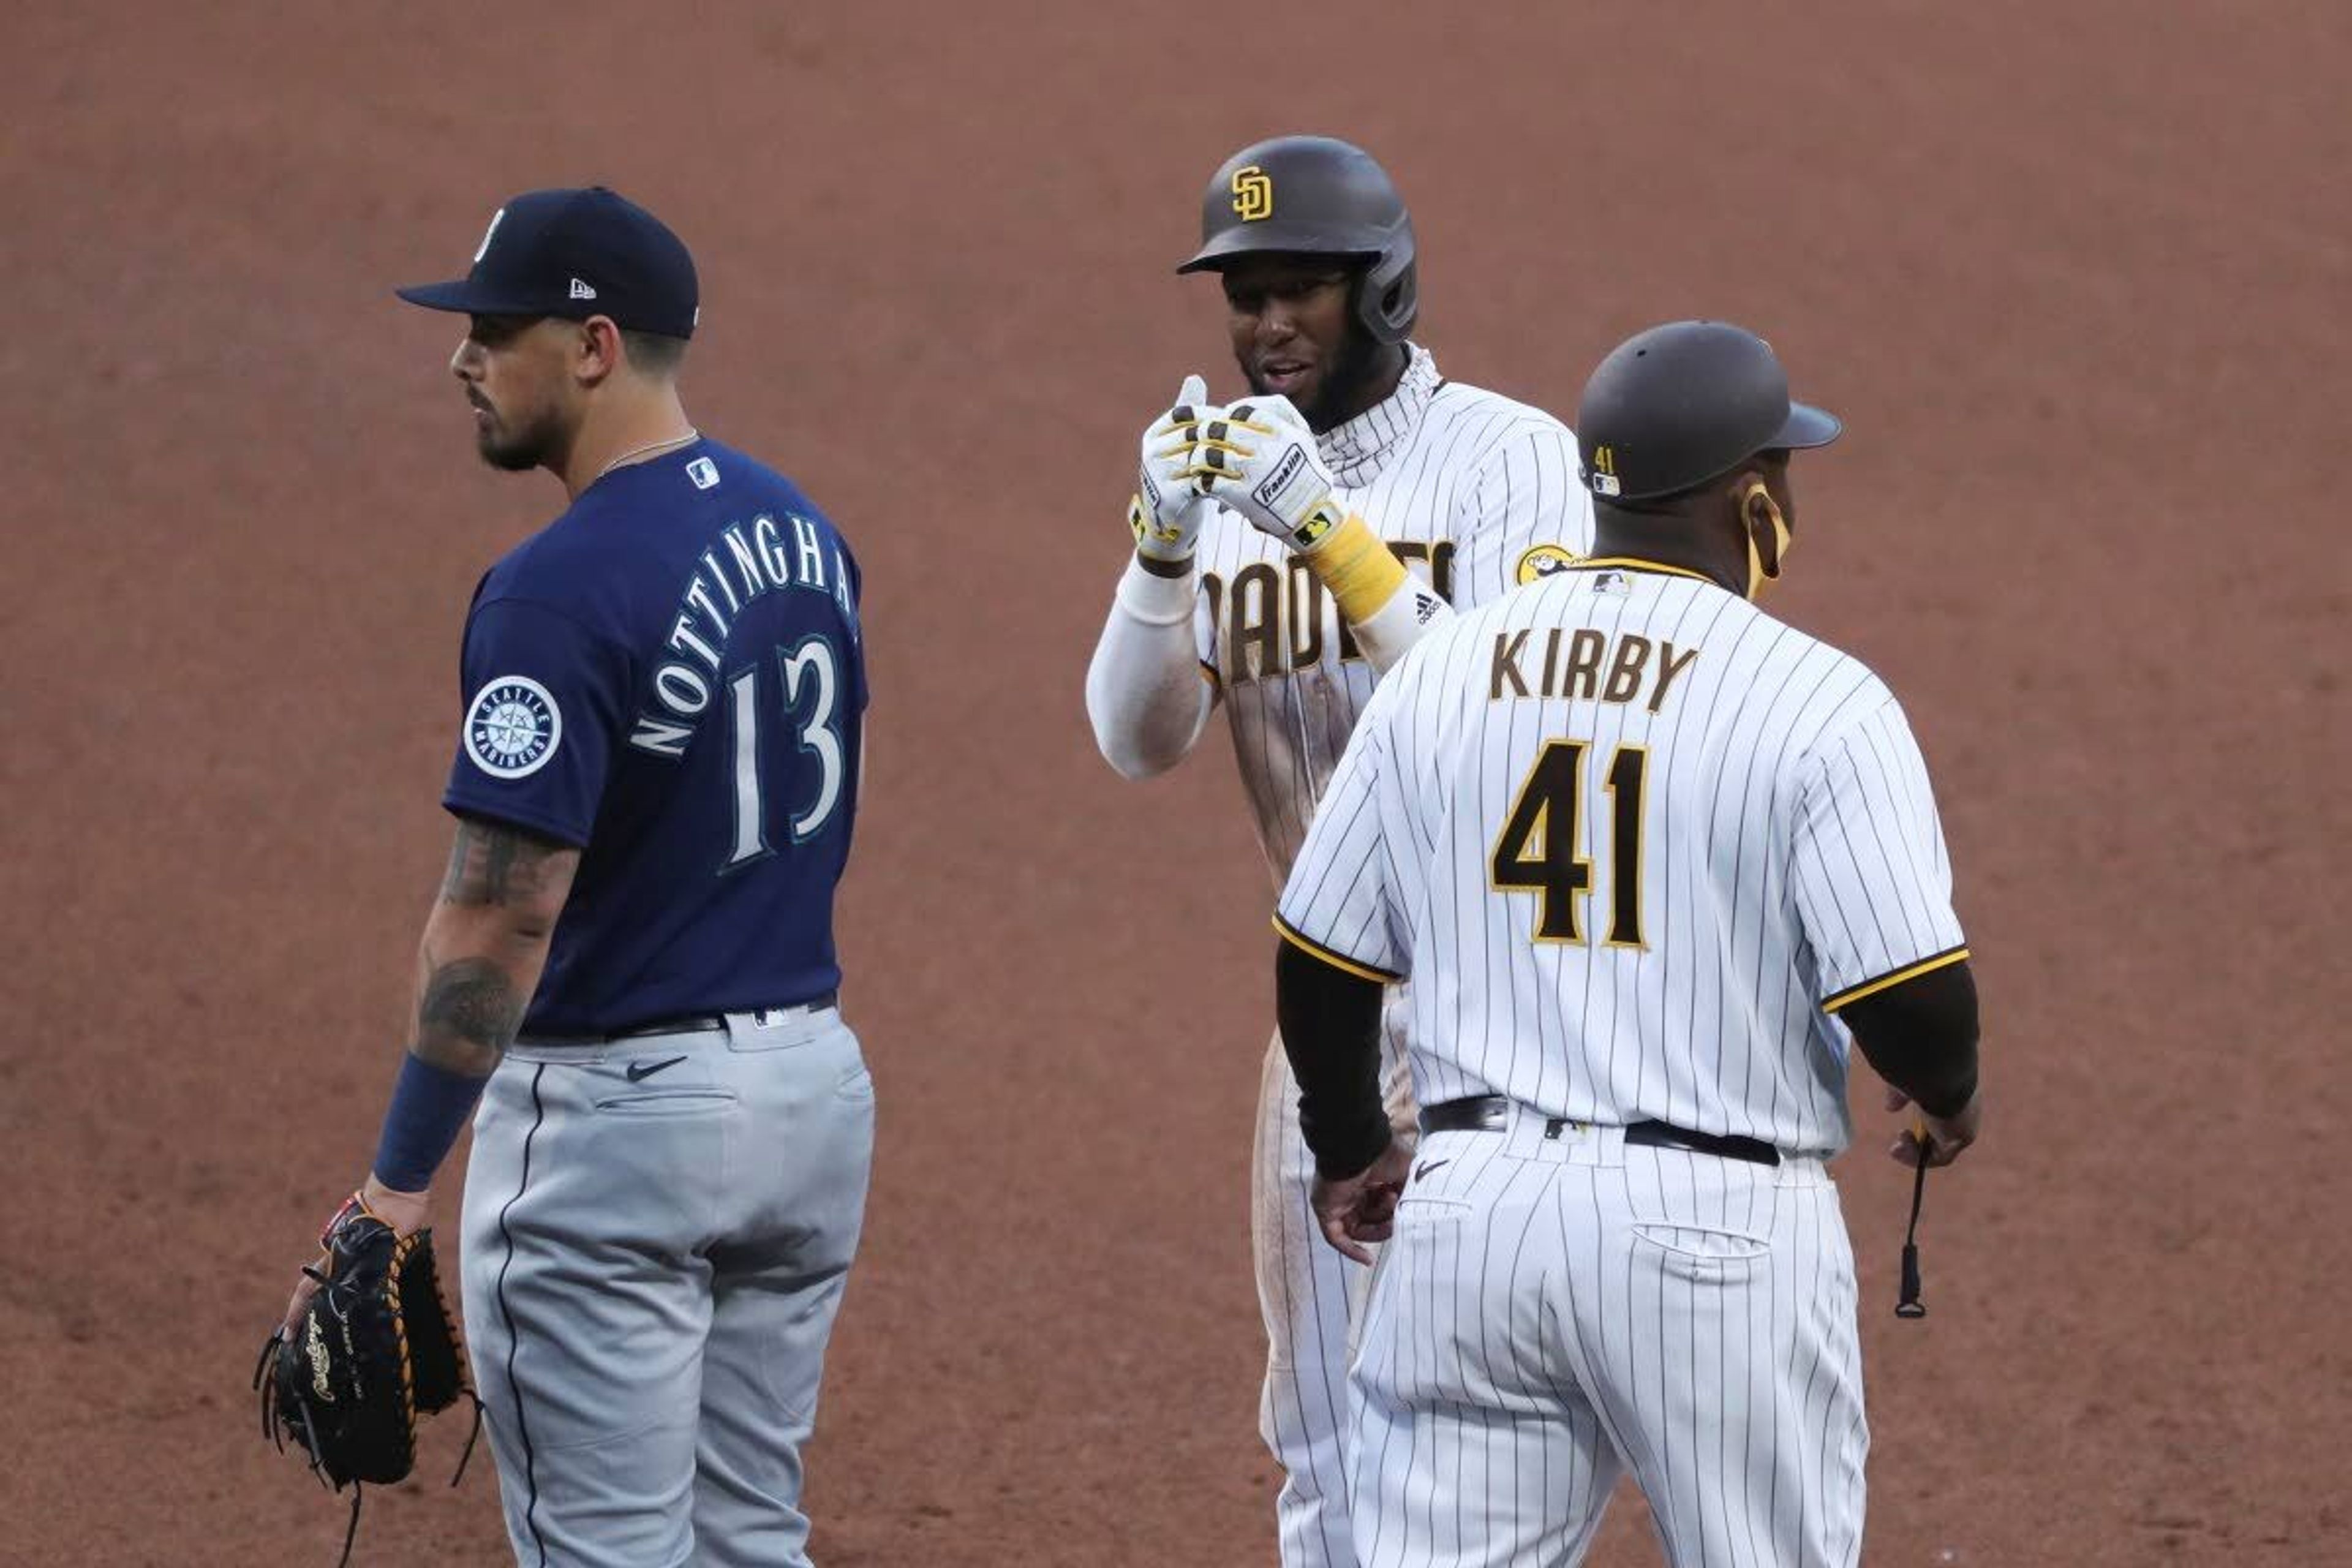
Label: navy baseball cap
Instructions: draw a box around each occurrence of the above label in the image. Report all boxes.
[397,187,699,339]
[1576,321,1839,502]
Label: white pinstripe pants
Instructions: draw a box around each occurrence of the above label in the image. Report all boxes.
[1254,1021,1419,1568]
[1346,1112,1867,1567]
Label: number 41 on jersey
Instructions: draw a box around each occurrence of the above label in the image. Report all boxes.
[1490,739,1649,948]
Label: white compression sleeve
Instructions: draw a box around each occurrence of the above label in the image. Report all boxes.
[1346,574,1455,674]
[1085,554,1216,780]
[1291,514,1457,676]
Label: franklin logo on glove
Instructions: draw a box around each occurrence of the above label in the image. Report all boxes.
[1254,446,1309,511]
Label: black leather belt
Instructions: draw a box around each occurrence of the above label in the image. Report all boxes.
[521,991,838,1049]
[1419,1095,1781,1167]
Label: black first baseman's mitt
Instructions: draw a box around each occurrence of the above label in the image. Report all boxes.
[256,1195,480,1566]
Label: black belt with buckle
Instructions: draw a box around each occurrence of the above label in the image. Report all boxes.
[1418,1095,1781,1167]
[520,991,838,1050]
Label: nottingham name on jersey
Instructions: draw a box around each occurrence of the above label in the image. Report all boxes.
[1190,346,1594,887]
[1274,558,1967,1155]
[443,437,866,1036]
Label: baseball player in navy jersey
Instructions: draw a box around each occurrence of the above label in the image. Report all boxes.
[1273,321,1985,1566]
[274,187,873,1567]
[1085,135,1594,1566]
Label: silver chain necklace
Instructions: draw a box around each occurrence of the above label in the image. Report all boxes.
[594,428,699,481]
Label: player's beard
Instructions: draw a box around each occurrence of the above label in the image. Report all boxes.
[1243,325,1389,433]
[473,398,564,473]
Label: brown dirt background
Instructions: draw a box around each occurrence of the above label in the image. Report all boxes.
[4,2,2346,1564]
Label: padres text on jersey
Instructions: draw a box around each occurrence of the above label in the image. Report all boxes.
[1190,347,1594,886]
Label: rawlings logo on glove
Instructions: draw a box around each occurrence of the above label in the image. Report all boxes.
[257,1196,481,1567]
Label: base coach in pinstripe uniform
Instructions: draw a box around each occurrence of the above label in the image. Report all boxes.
[1270,321,1985,1566]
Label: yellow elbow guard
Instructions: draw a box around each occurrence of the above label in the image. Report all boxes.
[1302,514,1409,625]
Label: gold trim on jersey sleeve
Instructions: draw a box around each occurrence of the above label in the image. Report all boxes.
[1820,945,1971,1014]
[1570,556,1714,584]
[1273,914,1404,984]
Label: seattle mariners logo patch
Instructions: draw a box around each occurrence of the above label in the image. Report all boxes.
[465,676,562,779]
[1515,543,1582,585]
[1231,164,1274,222]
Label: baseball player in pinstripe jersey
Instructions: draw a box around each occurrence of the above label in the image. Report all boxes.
[1272,321,1985,1566]
[1085,135,1593,1566]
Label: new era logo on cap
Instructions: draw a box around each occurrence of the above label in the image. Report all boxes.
[396,187,699,340]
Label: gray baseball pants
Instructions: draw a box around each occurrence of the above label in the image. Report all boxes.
[461,1003,875,1567]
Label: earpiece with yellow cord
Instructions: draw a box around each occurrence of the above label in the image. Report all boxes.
[1738,476,1793,600]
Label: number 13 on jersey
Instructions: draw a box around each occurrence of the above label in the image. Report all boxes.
[724,635,848,870]
[1489,739,1649,948]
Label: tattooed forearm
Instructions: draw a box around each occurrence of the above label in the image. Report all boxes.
[440,818,568,909]
[413,957,527,1074]
[415,818,576,1072]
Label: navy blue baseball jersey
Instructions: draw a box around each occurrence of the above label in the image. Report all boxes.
[443,437,865,1035]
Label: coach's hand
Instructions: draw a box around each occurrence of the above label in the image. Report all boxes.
[1886,1084,1981,1168]
[1311,1139,1414,1265]
[1129,374,1216,567]
[1184,394,1348,551]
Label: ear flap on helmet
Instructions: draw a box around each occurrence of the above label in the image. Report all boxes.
[1354,219,1419,345]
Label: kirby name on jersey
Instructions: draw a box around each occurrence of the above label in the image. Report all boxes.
[1487,625,1700,714]
[632,511,858,758]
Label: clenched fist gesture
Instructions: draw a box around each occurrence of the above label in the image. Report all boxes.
[1182,393,1346,552]
[1128,374,1215,567]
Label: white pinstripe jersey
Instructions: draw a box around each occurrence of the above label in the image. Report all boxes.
[1274,558,1969,1155]
[1191,345,1594,887]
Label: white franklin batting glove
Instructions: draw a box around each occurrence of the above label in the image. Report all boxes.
[1128,374,1215,567]
[1182,394,1346,551]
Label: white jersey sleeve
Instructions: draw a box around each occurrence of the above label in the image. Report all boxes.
[1082,555,1218,780]
[1273,674,1410,981]
[1789,696,1970,1012]
[1447,420,1597,606]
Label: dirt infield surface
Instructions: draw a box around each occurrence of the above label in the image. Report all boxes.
[4,2,2345,1564]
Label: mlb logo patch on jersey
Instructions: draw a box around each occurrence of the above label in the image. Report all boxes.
[466,676,563,779]
[1515,543,1581,585]
[686,456,720,490]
